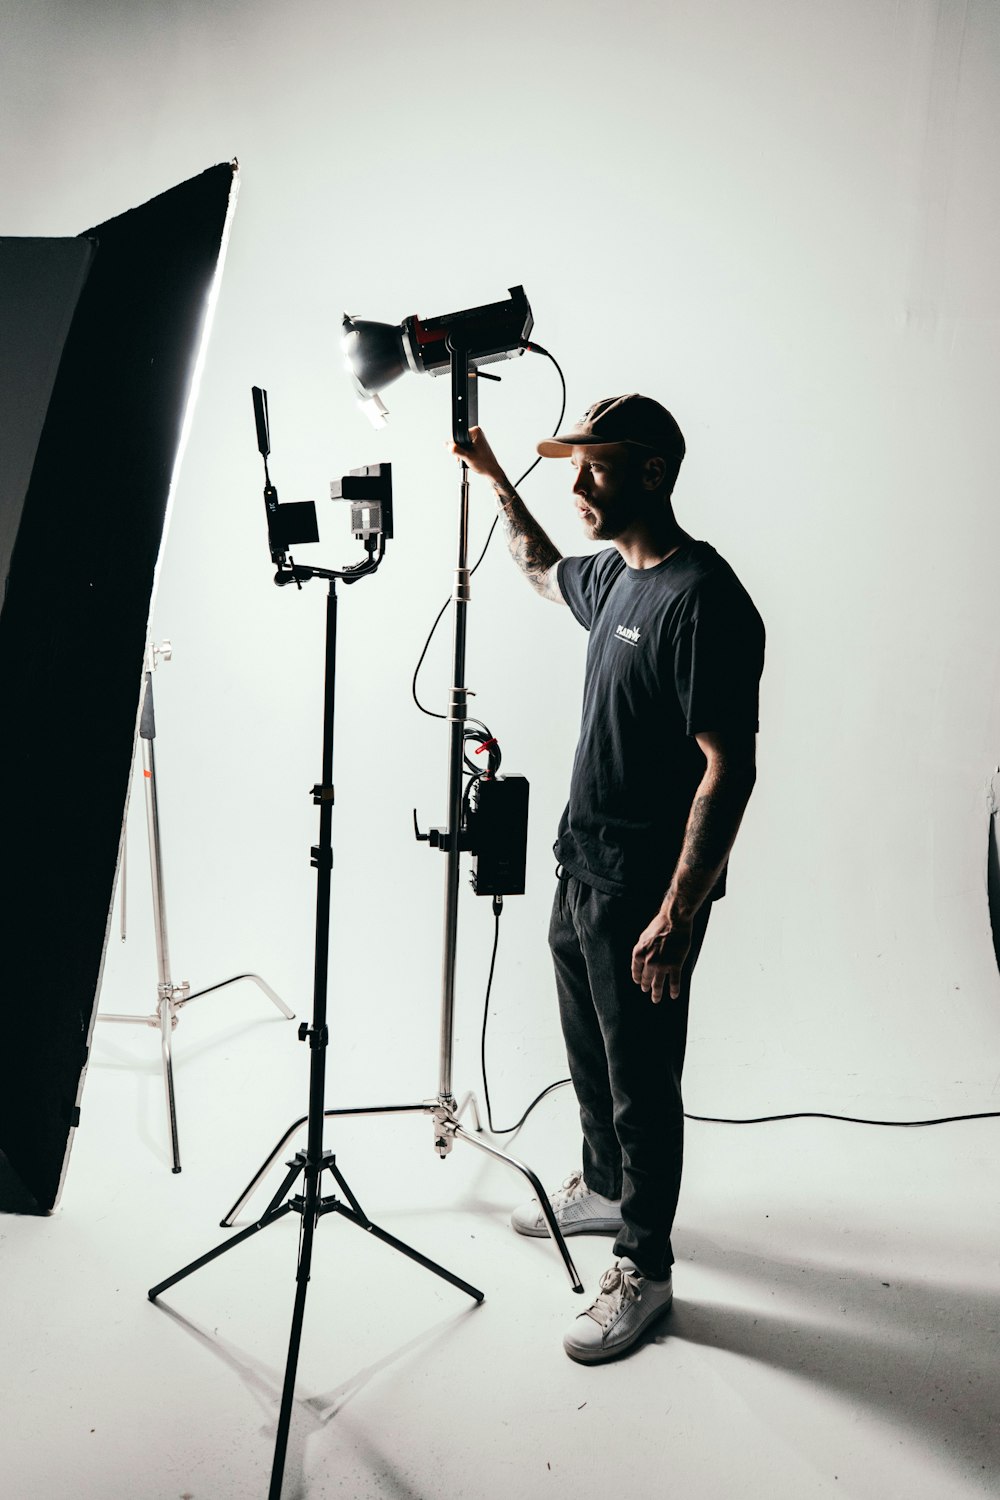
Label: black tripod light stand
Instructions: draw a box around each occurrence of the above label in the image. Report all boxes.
[218,345,584,1294]
[148,391,483,1500]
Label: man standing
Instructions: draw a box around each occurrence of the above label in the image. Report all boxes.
[454,394,764,1363]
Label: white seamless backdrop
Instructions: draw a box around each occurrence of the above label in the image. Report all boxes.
[4,0,999,1129]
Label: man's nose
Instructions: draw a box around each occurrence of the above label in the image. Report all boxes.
[572,467,588,496]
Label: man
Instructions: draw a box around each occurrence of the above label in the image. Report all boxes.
[453,394,764,1363]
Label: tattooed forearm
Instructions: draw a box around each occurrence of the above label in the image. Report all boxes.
[662,764,756,921]
[493,480,564,603]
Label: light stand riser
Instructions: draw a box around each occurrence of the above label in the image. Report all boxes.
[438,457,472,1103]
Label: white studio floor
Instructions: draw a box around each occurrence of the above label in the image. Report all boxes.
[3,959,1000,1500]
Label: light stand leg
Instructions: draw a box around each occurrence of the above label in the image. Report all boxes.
[177,973,294,1019]
[452,1124,583,1290]
[149,1190,299,1301]
[158,992,182,1173]
[269,1196,317,1500]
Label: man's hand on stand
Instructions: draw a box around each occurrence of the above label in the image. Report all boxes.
[449,426,565,603]
[448,426,508,488]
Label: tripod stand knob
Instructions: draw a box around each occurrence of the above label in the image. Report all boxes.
[297,1022,329,1049]
[413,811,448,849]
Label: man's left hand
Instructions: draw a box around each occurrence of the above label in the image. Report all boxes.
[631,915,694,1003]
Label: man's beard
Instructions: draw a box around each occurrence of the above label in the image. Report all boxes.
[581,474,648,541]
[586,506,630,542]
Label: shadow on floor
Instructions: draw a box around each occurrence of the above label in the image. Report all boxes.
[153,1293,482,1500]
[670,1230,1000,1488]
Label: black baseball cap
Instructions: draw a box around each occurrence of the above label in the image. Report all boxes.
[537,394,685,465]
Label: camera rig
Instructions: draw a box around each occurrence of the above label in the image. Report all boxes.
[251,384,391,587]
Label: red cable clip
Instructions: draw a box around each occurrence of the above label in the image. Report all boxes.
[474,737,499,756]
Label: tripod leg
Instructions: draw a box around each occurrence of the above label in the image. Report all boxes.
[150,1156,303,1301]
[159,994,182,1174]
[324,1158,367,1220]
[148,1200,297,1301]
[452,1123,584,1293]
[324,1158,483,1301]
[268,1208,318,1500]
[330,1200,484,1302]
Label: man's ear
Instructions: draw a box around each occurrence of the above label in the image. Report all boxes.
[642,455,667,493]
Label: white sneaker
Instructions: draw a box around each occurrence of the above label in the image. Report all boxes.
[562,1259,673,1364]
[510,1171,623,1238]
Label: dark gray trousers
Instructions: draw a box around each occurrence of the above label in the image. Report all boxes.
[548,870,712,1280]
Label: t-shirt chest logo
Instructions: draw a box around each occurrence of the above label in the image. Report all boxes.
[614,623,641,647]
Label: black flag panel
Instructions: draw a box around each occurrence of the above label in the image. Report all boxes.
[0,162,237,1212]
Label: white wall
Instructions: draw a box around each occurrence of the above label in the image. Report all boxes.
[5,0,999,1119]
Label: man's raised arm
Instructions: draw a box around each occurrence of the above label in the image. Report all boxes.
[451,427,565,604]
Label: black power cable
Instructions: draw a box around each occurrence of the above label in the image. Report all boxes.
[480,899,571,1135]
[480,901,1000,1136]
[685,1107,1000,1127]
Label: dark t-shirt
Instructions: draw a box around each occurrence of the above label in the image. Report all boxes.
[555,538,765,898]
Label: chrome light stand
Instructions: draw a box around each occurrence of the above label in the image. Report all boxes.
[100,640,293,1171]
[219,350,583,1294]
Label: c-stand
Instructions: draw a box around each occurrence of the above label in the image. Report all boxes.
[148,394,482,1500]
[100,638,293,1173]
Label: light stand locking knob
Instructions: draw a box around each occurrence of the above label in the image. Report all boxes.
[297,1022,329,1048]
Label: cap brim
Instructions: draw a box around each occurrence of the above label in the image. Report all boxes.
[536,430,623,458]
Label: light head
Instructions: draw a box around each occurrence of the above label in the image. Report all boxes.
[342,286,534,429]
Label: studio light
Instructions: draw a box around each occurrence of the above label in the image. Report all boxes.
[342,284,533,430]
